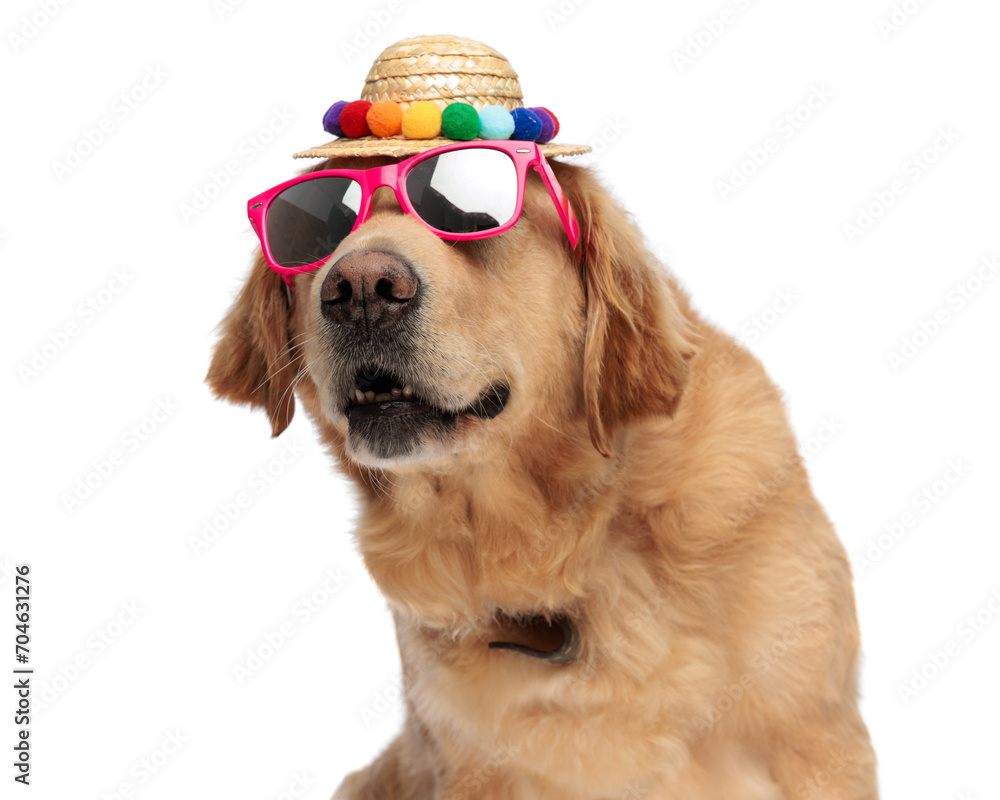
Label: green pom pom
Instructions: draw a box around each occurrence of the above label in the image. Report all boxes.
[441,103,480,141]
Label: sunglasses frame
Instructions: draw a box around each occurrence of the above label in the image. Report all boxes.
[247,140,580,286]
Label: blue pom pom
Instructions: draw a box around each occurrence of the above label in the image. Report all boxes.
[511,108,542,142]
[530,108,556,143]
[478,105,515,140]
[323,100,349,137]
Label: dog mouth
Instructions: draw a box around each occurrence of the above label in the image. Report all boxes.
[343,365,509,460]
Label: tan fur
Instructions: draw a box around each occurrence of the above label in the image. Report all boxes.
[208,159,878,799]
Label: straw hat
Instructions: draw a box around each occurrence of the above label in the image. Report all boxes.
[293,34,591,160]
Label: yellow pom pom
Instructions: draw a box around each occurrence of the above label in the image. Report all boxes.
[402,101,442,139]
[366,101,402,138]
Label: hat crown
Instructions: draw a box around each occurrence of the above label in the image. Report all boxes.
[361,34,524,111]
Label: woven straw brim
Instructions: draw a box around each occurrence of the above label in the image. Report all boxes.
[294,137,592,160]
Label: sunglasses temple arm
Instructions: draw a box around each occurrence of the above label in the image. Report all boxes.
[534,160,580,249]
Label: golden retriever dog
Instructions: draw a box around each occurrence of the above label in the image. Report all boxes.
[207,154,879,798]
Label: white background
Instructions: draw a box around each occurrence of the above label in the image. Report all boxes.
[3,0,999,798]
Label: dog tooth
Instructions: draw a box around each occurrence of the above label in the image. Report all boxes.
[402,384,414,398]
[374,392,391,402]
[391,387,403,399]
[365,390,375,402]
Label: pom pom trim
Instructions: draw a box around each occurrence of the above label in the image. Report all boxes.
[323,99,562,144]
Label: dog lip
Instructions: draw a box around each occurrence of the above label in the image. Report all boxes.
[467,384,510,420]
[345,383,510,421]
[348,400,439,420]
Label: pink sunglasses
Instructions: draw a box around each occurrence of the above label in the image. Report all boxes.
[247,140,580,286]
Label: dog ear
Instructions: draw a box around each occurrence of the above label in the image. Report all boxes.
[206,252,298,436]
[555,164,696,457]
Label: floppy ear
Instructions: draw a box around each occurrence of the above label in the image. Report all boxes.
[206,252,299,436]
[555,164,696,457]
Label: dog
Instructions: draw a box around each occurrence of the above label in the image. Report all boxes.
[207,34,878,800]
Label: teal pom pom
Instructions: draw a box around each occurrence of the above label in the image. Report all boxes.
[441,103,480,141]
[478,105,514,140]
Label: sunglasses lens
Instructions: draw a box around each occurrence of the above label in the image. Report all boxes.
[405,148,517,235]
[266,177,362,268]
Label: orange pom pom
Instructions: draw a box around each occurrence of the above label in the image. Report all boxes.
[367,101,403,138]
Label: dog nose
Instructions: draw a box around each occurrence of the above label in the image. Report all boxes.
[320,250,419,331]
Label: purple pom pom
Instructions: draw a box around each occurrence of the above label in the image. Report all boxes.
[511,108,543,142]
[323,100,349,137]
[530,107,556,143]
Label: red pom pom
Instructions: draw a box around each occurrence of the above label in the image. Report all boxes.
[339,100,373,138]
[536,106,559,139]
